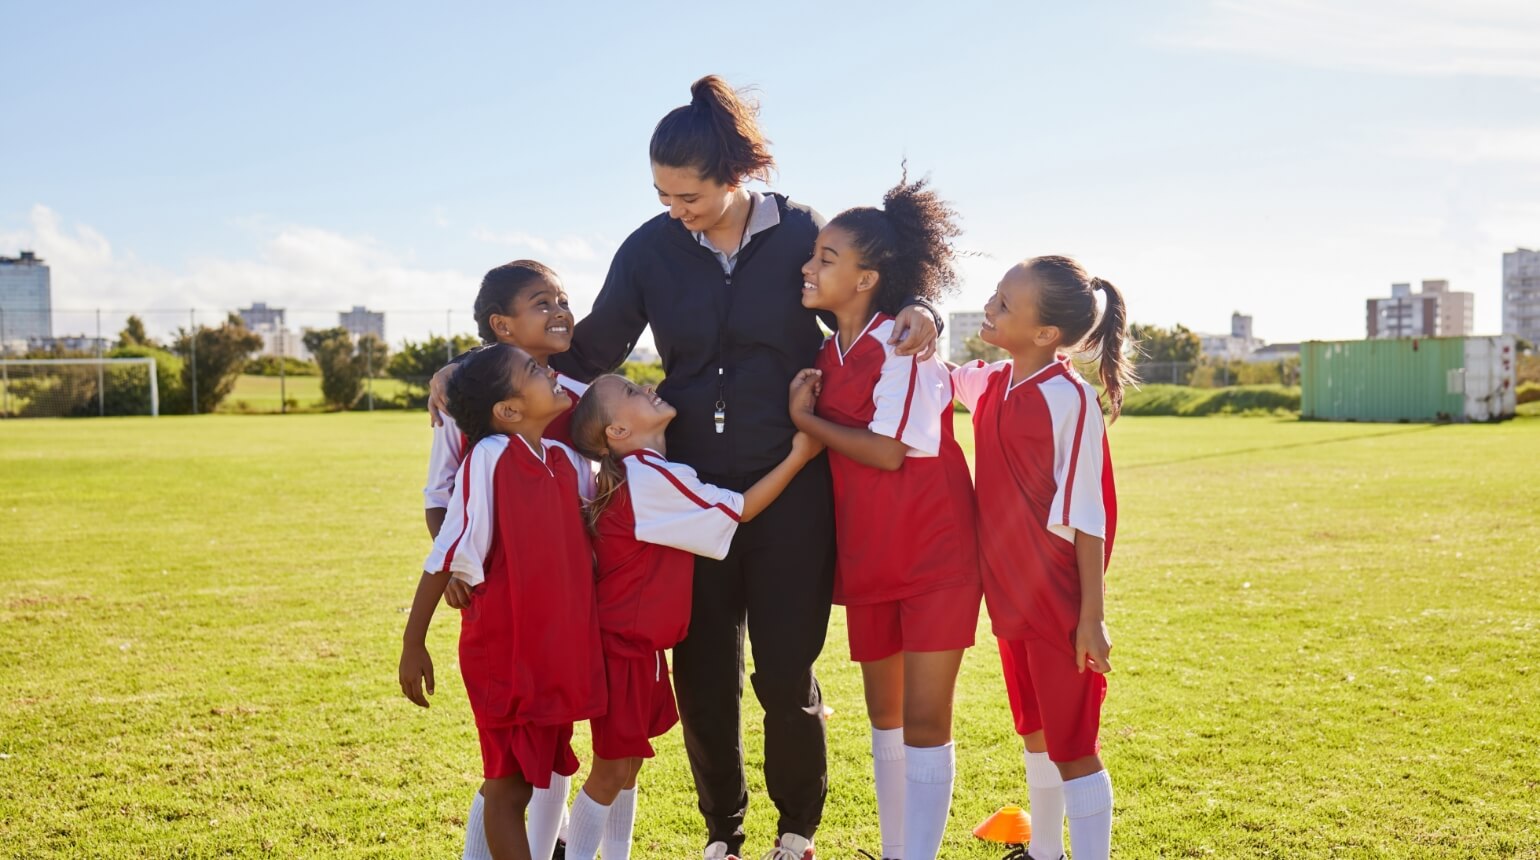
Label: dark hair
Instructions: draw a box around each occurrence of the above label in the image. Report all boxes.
[1023,256,1138,420]
[445,343,524,443]
[650,75,775,186]
[567,376,629,532]
[473,260,558,344]
[829,169,961,315]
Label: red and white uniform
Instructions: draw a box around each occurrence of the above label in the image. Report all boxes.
[813,314,982,662]
[424,433,605,782]
[589,449,745,758]
[952,356,1117,760]
[423,372,588,510]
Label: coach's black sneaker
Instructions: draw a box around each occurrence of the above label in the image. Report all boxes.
[855,850,896,860]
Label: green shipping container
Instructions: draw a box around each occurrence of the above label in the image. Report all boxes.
[1300,337,1517,423]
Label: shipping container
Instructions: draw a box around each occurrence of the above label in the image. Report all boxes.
[1300,336,1517,422]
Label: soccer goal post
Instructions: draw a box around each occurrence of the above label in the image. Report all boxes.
[0,357,159,418]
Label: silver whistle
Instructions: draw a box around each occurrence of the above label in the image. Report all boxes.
[713,401,726,434]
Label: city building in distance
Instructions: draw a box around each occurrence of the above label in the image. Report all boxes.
[1199,312,1265,360]
[1504,249,1540,345]
[1367,280,1474,339]
[0,251,52,354]
[946,310,988,363]
[339,305,384,341]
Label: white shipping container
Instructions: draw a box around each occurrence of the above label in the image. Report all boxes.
[1459,336,1518,422]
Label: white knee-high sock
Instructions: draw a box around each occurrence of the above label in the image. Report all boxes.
[563,789,611,860]
[902,742,955,860]
[600,787,638,860]
[1063,770,1114,860]
[463,790,492,860]
[871,727,906,858]
[526,772,570,859]
[1025,751,1066,860]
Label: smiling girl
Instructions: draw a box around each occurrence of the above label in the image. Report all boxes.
[787,173,980,860]
[401,343,604,860]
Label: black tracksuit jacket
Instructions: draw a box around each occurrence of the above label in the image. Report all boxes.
[552,194,826,478]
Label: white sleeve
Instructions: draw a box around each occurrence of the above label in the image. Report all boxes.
[547,440,597,504]
[423,437,504,587]
[627,453,745,560]
[1044,379,1108,544]
[423,410,465,510]
[867,346,951,457]
[950,360,1007,413]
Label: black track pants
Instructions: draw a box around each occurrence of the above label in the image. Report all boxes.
[671,454,836,851]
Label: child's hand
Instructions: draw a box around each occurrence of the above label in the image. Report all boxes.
[427,364,456,427]
[443,578,475,610]
[788,368,822,421]
[1075,618,1112,674]
[398,642,436,707]
[791,430,825,461]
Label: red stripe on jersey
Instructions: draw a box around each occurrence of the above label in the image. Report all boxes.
[628,452,741,522]
[894,355,919,441]
[1060,378,1089,527]
[442,453,475,570]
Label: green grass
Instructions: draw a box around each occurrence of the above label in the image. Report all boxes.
[218,375,411,413]
[2,413,1539,858]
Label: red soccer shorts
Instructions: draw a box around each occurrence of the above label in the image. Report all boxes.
[590,648,679,760]
[998,635,1106,762]
[846,579,983,663]
[476,721,579,785]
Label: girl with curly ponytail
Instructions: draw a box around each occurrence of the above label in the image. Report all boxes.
[950,255,1137,860]
[786,171,981,860]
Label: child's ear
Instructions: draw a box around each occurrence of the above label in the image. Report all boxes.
[1036,325,1061,347]
[494,399,522,423]
[489,310,516,341]
[605,423,630,442]
[857,271,879,294]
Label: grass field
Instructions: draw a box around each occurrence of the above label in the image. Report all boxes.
[2,412,1539,858]
[217,375,412,413]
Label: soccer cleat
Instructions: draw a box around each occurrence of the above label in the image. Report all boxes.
[855,851,896,860]
[704,841,741,860]
[758,833,814,860]
[973,805,1032,843]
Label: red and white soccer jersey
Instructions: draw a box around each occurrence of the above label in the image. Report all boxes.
[593,449,744,654]
[952,356,1117,649]
[812,313,980,606]
[424,434,606,732]
[423,373,588,510]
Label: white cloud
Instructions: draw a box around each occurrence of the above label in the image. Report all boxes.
[0,205,482,343]
[1168,0,1540,79]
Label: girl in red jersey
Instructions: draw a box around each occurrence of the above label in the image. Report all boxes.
[786,173,980,860]
[949,256,1134,860]
[556,374,823,860]
[400,344,606,860]
[421,260,586,860]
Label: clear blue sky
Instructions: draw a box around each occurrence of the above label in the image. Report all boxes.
[4,0,1538,346]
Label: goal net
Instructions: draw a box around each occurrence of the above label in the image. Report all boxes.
[0,358,160,418]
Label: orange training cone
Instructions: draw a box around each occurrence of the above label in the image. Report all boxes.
[973,805,1032,843]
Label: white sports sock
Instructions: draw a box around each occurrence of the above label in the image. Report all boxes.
[563,789,611,860]
[1025,751,1066,860]
[871,727,906,858]
[902,742,955,860]
[601,787,637,860]
[526,772,570,859]
[1063,770,1114,860]
[463,790,492,860]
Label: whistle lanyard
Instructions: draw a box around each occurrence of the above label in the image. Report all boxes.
[711,199,756,435]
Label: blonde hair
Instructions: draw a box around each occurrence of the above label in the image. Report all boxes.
[568,375,630,532]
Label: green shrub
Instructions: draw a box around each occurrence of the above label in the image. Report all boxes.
[1518,381,1540,405]
[1122,384,1300,417]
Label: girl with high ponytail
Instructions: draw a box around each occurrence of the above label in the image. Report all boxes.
[786,170,982,860]
[949,255,1137,860]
